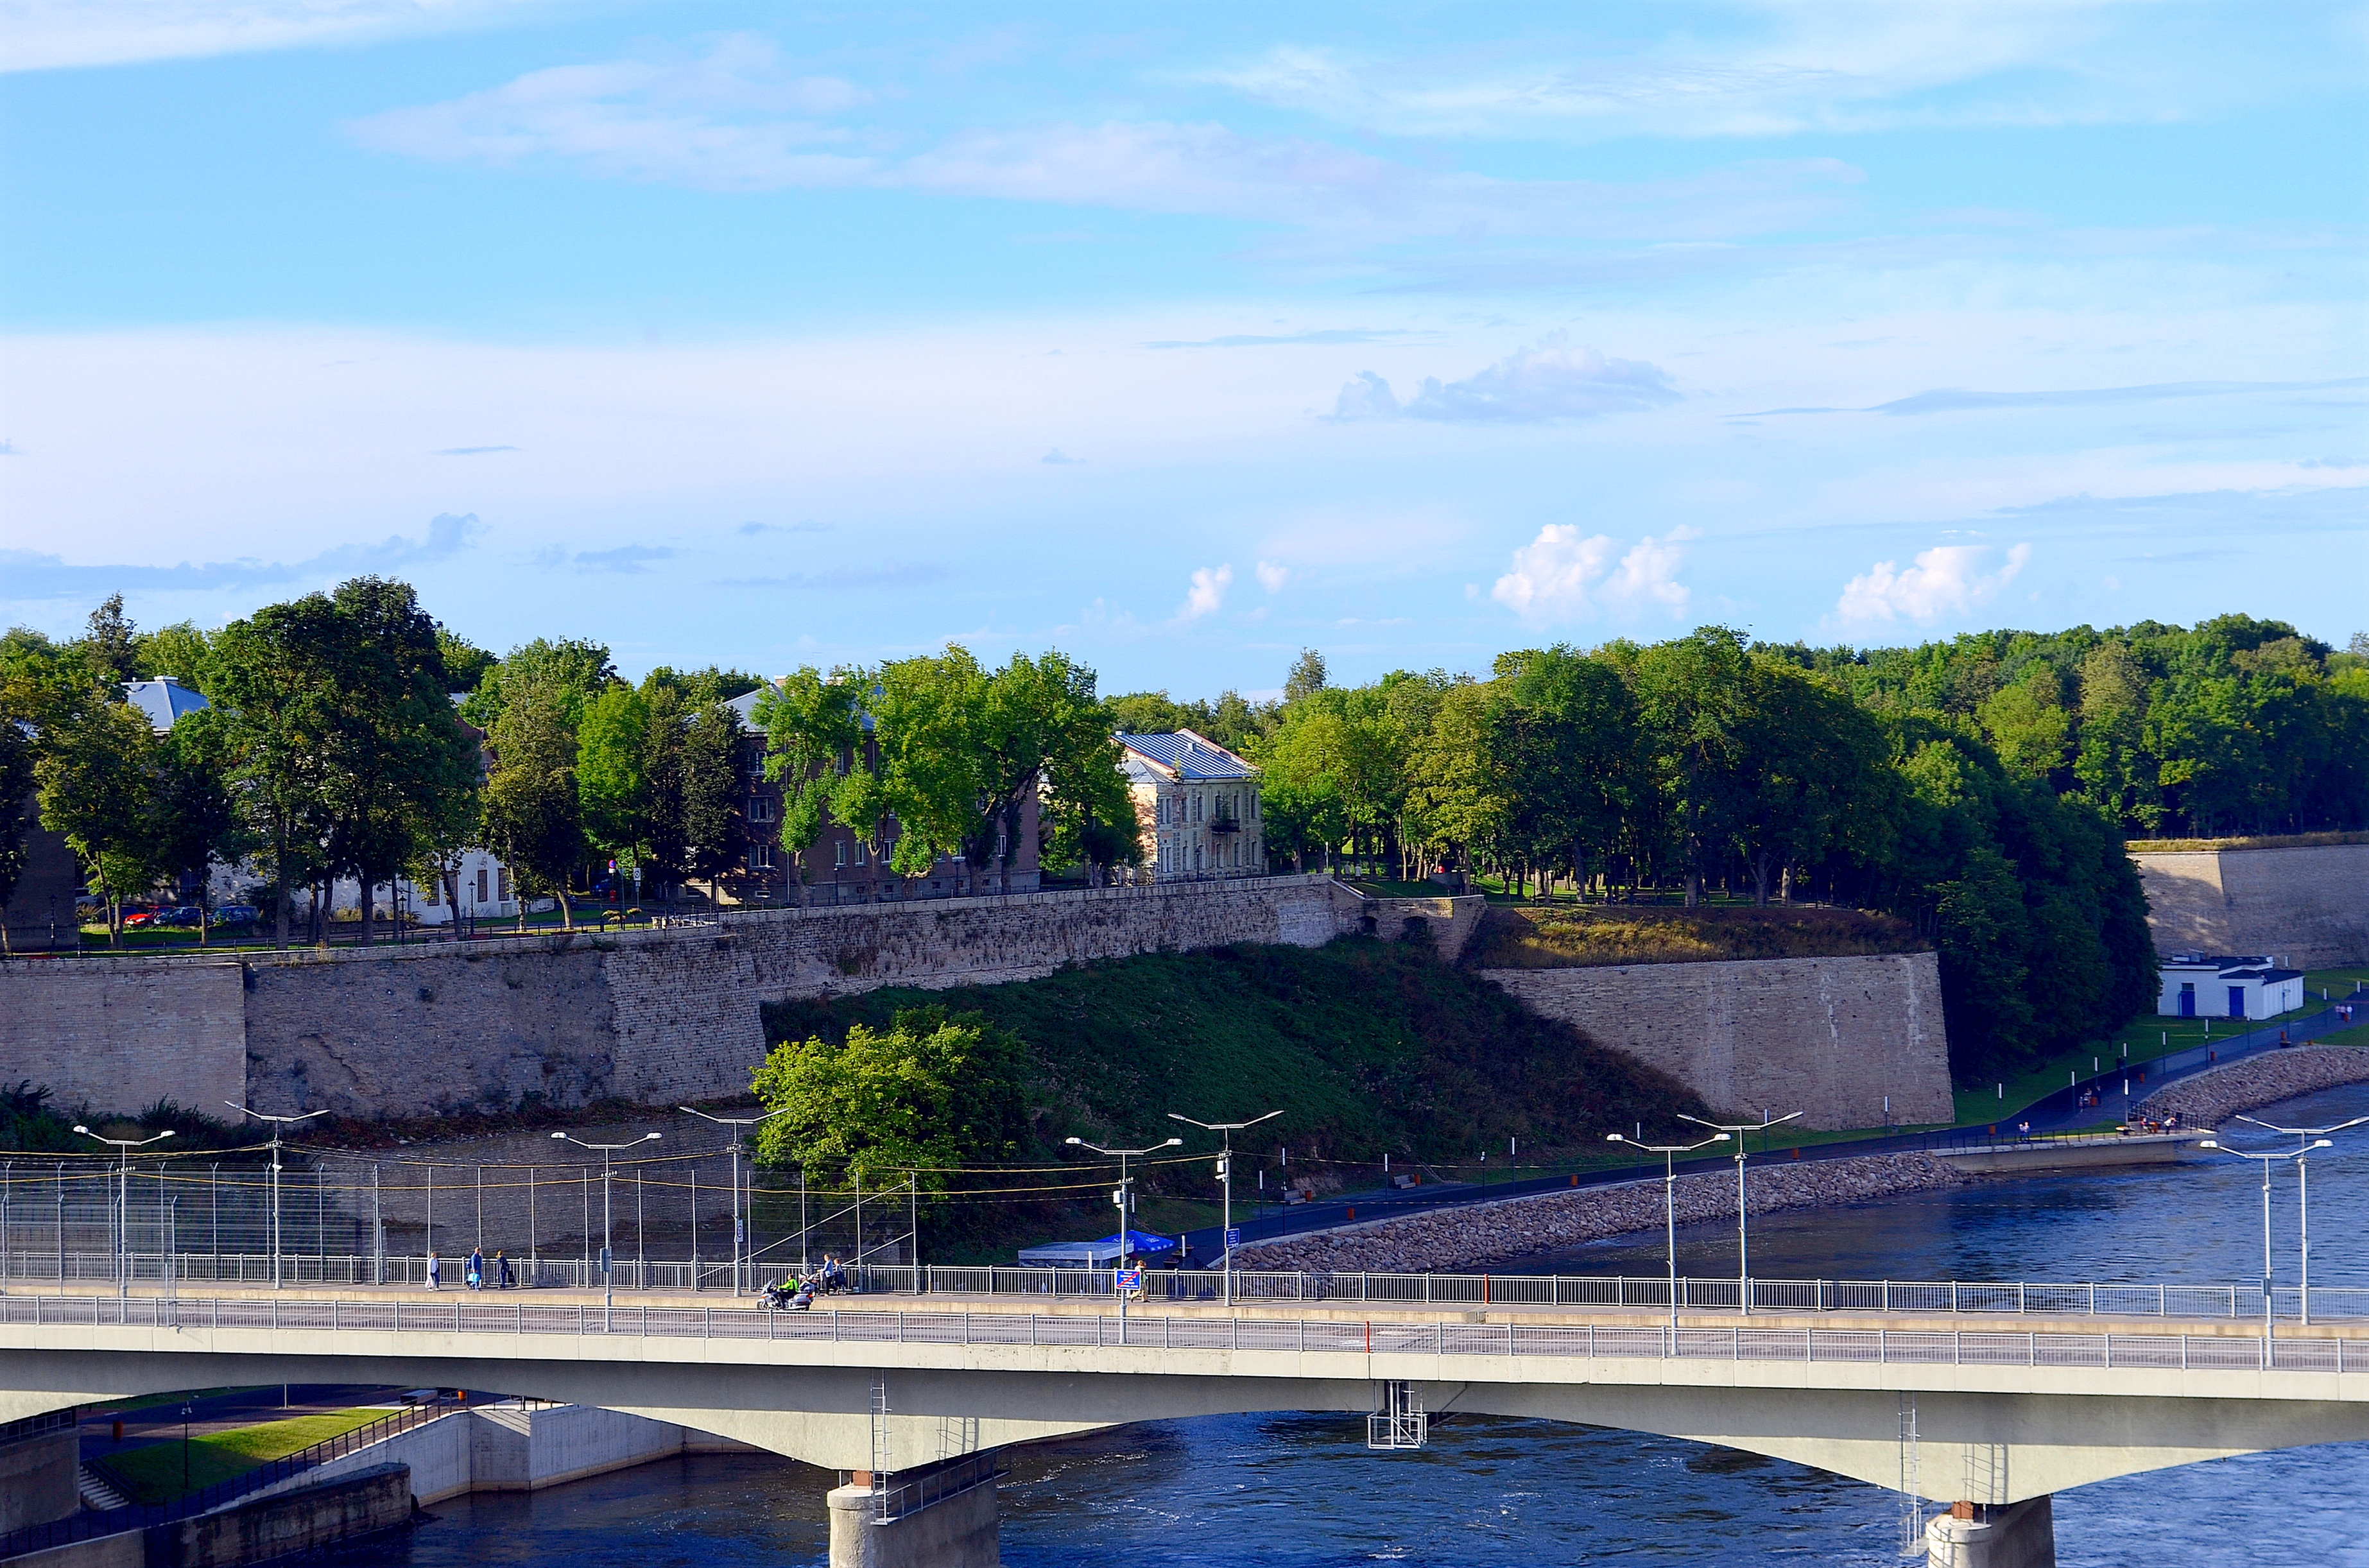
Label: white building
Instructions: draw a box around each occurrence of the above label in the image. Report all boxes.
[1116,730,1262,881]
[2157,953,2306,1021]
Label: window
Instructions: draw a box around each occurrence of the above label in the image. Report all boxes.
[852,840,866,866]
[748,795,777,823]
[750,843,775,871]
[834,840,849,868]
[496,868,511,902]
[476,868,489,904]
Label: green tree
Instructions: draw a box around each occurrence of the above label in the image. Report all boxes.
[210,598,343,947]
[458,637,616,734]
[682,700,746,901]
[150,707,243,945]
[33,680,159,943]
[134,621,217,692]
[481,680,585,929]
[749,1006,1028,1190]
[752,669,865,901]
[576,683,652,900]
[434,629,498,694]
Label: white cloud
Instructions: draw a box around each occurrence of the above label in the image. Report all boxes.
[1174,563,1233,623]
[3,0,545,73]
[1340,337,1679,424]
[349,45,1860,239]
[1254,560,1289,593]
[1492,525,1696,625]
[1831,542,2032,628]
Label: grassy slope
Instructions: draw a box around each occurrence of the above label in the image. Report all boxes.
[762,937,1709,1164]
[1466,903,1926,969]
[97,1409,385,1503]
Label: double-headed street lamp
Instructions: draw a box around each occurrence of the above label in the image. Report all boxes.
[227,1103,329,1289]
[2198,1135,2329,1364]
[1167,1109,1282,1307]
[1678,1110,1802,1316]
[1607,1130,1728,1331]
[2234,1112,2368,1327]
[1065,1135,1180,1329]
[678,1107,786,1296]
[73,1125,173,1301]
[553,1131,662,1311]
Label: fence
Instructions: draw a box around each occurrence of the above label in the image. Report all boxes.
[4,1291,2361,1375]
[0,1395,455,1561]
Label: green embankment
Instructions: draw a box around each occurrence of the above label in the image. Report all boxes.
[1465,902,1927,969]
[96,1409,386,1504]
[761,937,1708,1164]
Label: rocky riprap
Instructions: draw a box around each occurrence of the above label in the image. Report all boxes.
[1232,1153,1968,1275]
[2132,1047,2369,1130]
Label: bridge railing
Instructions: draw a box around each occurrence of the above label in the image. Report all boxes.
[3,1291,2362,1382]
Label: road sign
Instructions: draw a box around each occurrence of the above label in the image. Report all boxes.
[1117,1268,1142,1291]
[1224,1228,1241,1248]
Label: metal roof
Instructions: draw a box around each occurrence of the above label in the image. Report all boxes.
[120,678,209,734]
[1114,730,1258,780]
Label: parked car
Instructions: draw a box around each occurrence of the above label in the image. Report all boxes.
[211,905,261,926]
[121,908,159,927]
[152,907,203,927]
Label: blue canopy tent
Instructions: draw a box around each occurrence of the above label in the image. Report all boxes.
[1015,1230,1180,1268]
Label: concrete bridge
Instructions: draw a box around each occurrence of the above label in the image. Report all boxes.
[4,1289,2365,1566]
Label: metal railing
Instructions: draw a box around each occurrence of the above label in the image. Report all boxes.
[3,1292,2359,1379]
[872,1449,1003,1524]
[11,1256,2368,1322]
[0,1395,453,1561]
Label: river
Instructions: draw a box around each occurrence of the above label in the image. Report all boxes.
[313,1081,2369,1566]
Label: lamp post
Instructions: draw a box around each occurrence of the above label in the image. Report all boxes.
[1167,1110,1282,1307]
[553,1132,662,1313]
[1678,1110,1802,1315]
[227,1104,328,1289]
[678,1107,786,1297]
[2198,1136,2330,1365]
[1065,1135,1181,1332]
[72,1126,173,1302]
[1605,1130,1728,1331]
[2228,1112,2366,1326]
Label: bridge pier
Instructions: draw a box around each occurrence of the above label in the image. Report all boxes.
[1925,1496,2055,1568]
[826,1452,1001,1568]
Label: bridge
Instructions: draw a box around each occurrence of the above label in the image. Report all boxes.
[4,1285,2365,1566]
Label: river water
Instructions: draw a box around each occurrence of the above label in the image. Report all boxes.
[318,1083,2369,1567]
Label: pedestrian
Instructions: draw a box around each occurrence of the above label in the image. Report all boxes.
[467,1246,484,1291]
[496,1250,514,1289]
[427,1252,441,1291]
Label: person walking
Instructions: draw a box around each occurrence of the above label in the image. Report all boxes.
[495,1250,514,1289]
[426,1252,441,1291]
[467,1247,485,1290]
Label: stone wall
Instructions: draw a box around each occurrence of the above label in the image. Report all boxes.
[1479,951,1953,1131]
[2,876,1467,1119]
[0,957,246,1116]
[2132,842,2369,968]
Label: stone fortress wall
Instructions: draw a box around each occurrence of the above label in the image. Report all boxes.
[0,874,1950,1133]
[2130,841,2369,969]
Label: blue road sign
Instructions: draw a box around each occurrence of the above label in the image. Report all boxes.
[1224,1228,1241,1248]
[1117,1268,1142,1291]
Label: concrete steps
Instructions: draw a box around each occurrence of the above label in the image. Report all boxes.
[78,1462,130,1510]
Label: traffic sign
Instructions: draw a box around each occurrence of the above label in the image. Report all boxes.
[1224,1228,1241,1248]
[1116,1268,1142,1291]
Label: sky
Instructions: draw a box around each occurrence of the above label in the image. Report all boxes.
[1,1,2363,696]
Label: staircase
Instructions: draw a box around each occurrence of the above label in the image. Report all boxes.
[76,1464,130,1512]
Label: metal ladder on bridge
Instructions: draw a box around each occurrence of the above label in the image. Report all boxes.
[1897,1395,1924,1560]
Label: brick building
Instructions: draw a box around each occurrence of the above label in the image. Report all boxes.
[1116,730,1262,881]
[725,682,1041,906]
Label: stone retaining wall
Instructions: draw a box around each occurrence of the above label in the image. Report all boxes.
[1236,1152,1968,1273]
[2130,1047,2369,1128]
[2132,842,2369,968]
[1477,952,1952,1130]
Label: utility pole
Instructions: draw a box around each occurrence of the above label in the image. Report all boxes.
[1678,1110,1802,1314]
[553,1132,662,1314]
[227,1103,328,1289]
[1168,1110,1282,1308]
[73,1125,173,1303]
[1066,1134,1182,1331]
[679,1107,786,1297]
[1605,1130,1728,1331]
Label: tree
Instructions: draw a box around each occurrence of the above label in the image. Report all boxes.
[749,1006,1028,1190]
[150,707,243,945]
[481,680,585,929]
[1284,648,1329,704]
[576,683,653,902]
[0,703,35,955]
[32,680,159,943]
[681,700,745,902]
[210,599,343,947]
[134,621,216,692]
[435,629,498,694]
[79,595,139,690]
[752,669,865,902]
[458,637,616,734]
[1630,627,1757,906]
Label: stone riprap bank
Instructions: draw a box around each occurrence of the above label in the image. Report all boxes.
[2131,841,2368,969]
[0,877,1484,1119]
[1480,951,1953,1130]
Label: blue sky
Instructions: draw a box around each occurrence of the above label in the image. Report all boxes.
[2,1,2363,694]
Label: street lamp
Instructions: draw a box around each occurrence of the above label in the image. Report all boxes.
[1167,1110,1282,1307]
[1678,1110,1802,1315]
[227,1104,329,1289]
[1065,1135,1181,1331]
[2198,1136,2330,1364]
[73,1125,173,1302]
[1606,1130,1728,1331]
[678,1107,786,1296]
[2234,1113,2368,1326]
[553,1132,662,1311]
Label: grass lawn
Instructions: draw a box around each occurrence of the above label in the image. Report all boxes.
[97,1408,387,1504]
